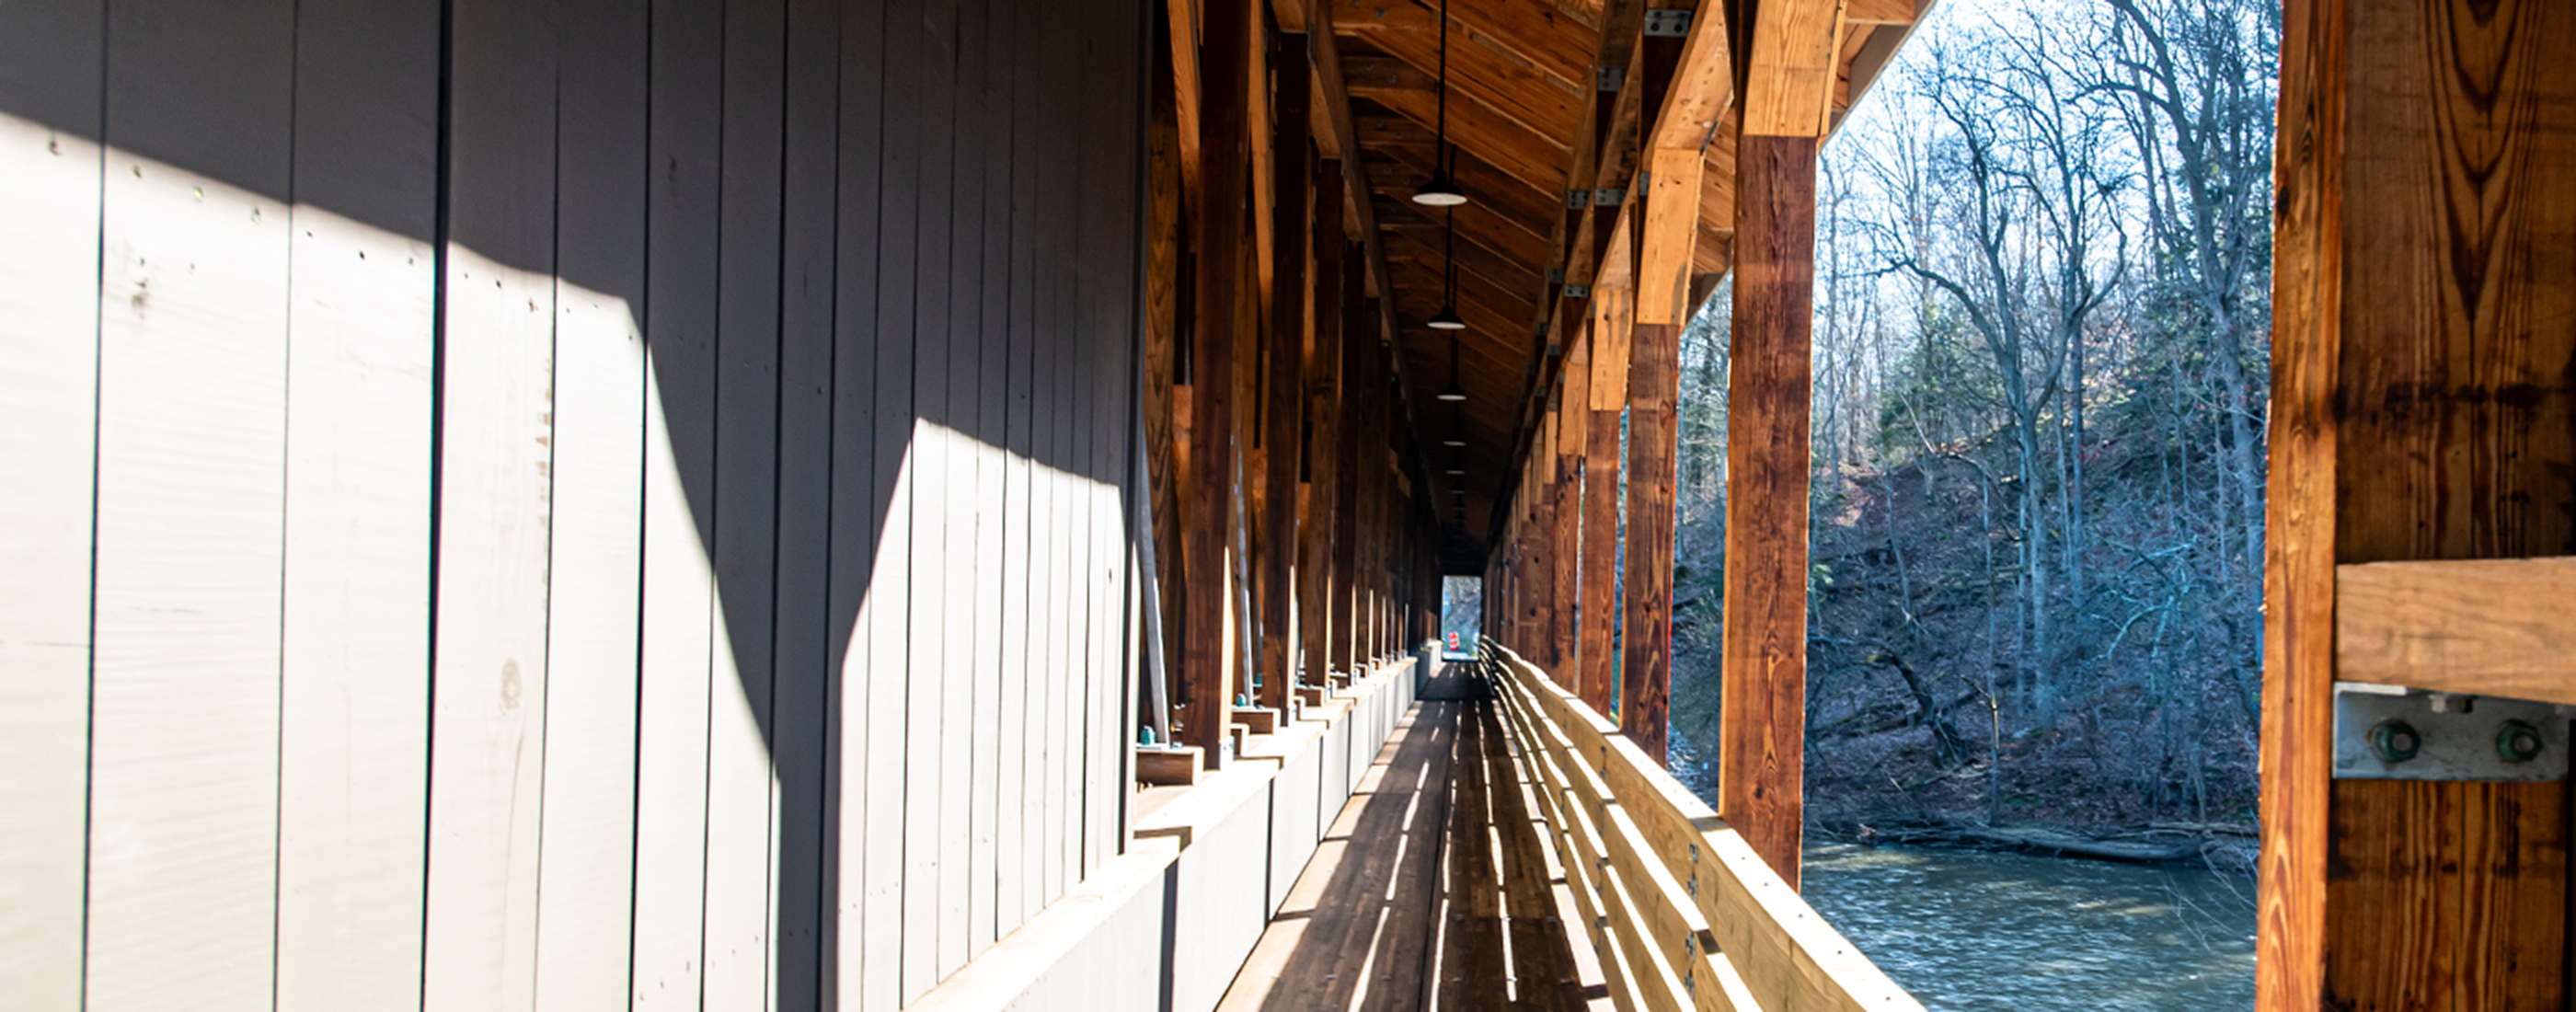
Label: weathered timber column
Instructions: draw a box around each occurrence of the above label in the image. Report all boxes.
[1719,133,1814,885]
[1553,329,1593,693]
[1183,0,1252,767]
[1579,292,1629,716]
[1715,0,1836,886]
[1621,326,1678,764]
[1145,51,1185,719]
[2263,2,2576,1006]
[1299,171,1346,689]
[1552,360,1587,681]
[1259,33,1309,712]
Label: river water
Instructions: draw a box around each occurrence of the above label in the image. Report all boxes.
[1799,844,2258,1010]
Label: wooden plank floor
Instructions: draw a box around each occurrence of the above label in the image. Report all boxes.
[1218,668,1605,1011]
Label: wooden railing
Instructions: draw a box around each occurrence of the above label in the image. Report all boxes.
[1482,643,1923,1012]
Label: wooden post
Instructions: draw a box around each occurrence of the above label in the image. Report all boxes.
[1621,295,1678,767]
[2265,1,2576,1006]
[1718,132,1814,885]
[1299,166,1346,690]
[1716,0,1839,887]
[1183,0,1252,767]
[1580,291,1628,717]
[1329,289,1366,680]
[1554,346,1589,687]
[1258,32,1309,715]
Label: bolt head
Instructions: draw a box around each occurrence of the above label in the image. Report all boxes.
[2496,719,2546,764]
[2368,719,2422,764]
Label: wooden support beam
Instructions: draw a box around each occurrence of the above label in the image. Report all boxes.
[1300,171,1349,690]
[2335,558,2576,705]
[1146,37,1187,719]
[1579,290,1629,717]
[1260,33,1312,713]
[2264,2,2576,1006]
[1717,127,1818,888]
[1186,0,1256,769]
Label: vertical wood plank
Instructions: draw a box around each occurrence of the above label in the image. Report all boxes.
[1579,293,1627,717]
[824,0,888,1002]
[1001,0,1045,932]
[893,0,954,991]
[275,0,442,1006]
[1187,0,1252,768]
[2315,0,2576,1006]
[2257,1,2341,1007]
[422,0,560,1004]
[1077,0,1144,874]
[1552,339,1590,691]
[703,0,788,1003]
[930,0,988,972]
[1300,172,1346,693]
[0,0,102,1005]
[1027,0,1074,910]
[964,0,1012,955]
[773,0,842,1001]
[904,0,966,985]
[1331,263,1367,682]
[1260,32,1311,716]
[633,0,725,1003]
[1718,133,1817,887]
[858,0,921,998]
[533,1,650,1006]
[87,1,295,1007]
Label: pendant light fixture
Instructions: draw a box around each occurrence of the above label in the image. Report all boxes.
[1442,406,1466,447]
[1428,208,1466,330]
[1412,0,1469,207]
[1436,320,1467,402]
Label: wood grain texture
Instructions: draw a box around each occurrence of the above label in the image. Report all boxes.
[825,0,889,999]
[632,0,725,1006]
[2256,3,2341,1008]
[1331,269,1369,679]
[0,1,104,1005]
[1717,132,1814,886]
[1741,0,1844,137]
[1553,344,1590,696]
[771,0,841,996]
[1262,34,1312,715]
[423,0,561,993]
[1636,146,1704,326]
[1620,318,1677,765]
[87,2,297,1005]
[2331,558,2576,702]
[1301,180,1349,692]
[2311,0,2576,1006]
[703,0,788,1000]
[275,2,443,1006]
[1190,0,1254,768]
[532,2,650,1006]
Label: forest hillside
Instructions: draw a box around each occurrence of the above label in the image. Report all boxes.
[1662,0,2279,864]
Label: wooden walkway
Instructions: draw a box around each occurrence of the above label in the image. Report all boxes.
[1216,669,1608,1011]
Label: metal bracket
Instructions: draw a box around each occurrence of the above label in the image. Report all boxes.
[1593,188,1623,207]
[1597,65,1625,92]
[1547,267,1564,284]
[1566,188,1588,210]
[1563,284,1592,298]
[2331,682,2570,781]
[1643,9,1694,36]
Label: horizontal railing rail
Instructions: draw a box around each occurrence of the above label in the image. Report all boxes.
[1480,642,1922,1012]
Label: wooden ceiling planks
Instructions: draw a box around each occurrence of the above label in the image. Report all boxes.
[1305,0,1919,542]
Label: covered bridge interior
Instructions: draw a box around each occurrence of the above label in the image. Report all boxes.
[3,0,2574,1009]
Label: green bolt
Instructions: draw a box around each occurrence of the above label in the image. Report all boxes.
[2495,719,2545,764]
[2368,719,2421,764]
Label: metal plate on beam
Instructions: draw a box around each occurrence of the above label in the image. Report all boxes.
[2331,682,2570,781]
[1643,9,1694,36]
